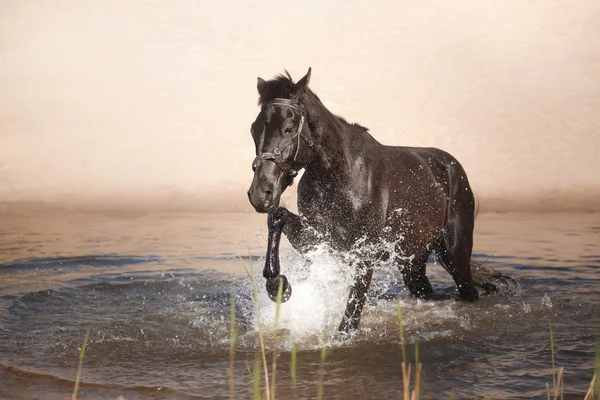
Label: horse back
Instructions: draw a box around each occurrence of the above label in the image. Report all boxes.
[380,145,474,242]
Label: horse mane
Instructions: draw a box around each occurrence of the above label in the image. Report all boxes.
[258,71,370,133]
[349,121,370,132]
[257,70,296,107]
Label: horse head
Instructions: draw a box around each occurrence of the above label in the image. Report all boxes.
[247,68,314,213]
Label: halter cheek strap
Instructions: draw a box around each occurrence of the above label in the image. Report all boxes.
[252,152,298,181]
[252,98,313,187]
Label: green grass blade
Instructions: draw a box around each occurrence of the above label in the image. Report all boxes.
[397,302,407,365]
[253,355,262,400]
[595,334,599,397]
[550,322,556,396]
[72,330,89,400]
[397,302,410,399]
[240,255,270,400]
[415,341,419,369]
[318,328,328,400]
[291,341,297,397]
[271,278,284,399]
[229,290,237,400]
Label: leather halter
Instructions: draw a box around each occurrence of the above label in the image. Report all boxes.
[252,98,313,187]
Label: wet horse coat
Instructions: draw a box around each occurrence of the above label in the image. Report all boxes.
[247,68,499,332]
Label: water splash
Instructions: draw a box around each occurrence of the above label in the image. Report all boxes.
[239,236,481,350]
[250,244,356,348]
[541,293,553,310]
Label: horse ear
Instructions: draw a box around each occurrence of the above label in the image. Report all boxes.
[257,77,267,96]
[294,67,311,96]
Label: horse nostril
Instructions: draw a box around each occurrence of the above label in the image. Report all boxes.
[263,189,273,204]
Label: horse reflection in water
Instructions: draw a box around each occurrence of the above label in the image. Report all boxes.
[247,68,513,333]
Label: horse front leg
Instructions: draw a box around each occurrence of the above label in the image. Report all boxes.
[263,206,316,303]
[263,207,291,302]
[338,261,374,332]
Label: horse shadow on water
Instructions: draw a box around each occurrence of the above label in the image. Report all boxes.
[246,68,517,334]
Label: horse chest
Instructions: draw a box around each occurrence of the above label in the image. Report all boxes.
[304,179,371,214]
[299,179,383,249]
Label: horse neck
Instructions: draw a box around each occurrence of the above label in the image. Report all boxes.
[303,101,363,176]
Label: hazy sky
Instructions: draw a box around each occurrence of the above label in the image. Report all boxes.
[1,1,599,211]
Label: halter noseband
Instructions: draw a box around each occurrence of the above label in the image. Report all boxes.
[252,98,313,187]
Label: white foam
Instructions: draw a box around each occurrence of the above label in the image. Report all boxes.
[253,244,355,344]
[241,237,480,350]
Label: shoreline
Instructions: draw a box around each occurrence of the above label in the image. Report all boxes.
[1,188,599,216]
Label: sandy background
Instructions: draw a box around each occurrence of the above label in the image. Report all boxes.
[1,1,599,213]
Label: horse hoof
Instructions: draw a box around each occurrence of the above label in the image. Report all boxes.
[266,275,292,303]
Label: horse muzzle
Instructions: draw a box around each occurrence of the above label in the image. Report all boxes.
[248,165,285,213]
[247,184,282,213]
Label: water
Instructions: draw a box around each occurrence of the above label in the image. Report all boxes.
[0,207,598,399]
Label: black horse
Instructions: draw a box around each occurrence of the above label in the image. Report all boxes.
[248,68,511,333]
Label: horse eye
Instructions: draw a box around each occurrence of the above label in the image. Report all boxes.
[284,127,293,134]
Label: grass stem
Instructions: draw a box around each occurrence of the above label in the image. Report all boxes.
[71,330,89,400]
[318,328,328,400]
[229,290,237,400]
[270,278,284,399]
[291,341,298,398]
[240,256,271,400]
[397,302,422,400]
[253,355,262,400]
